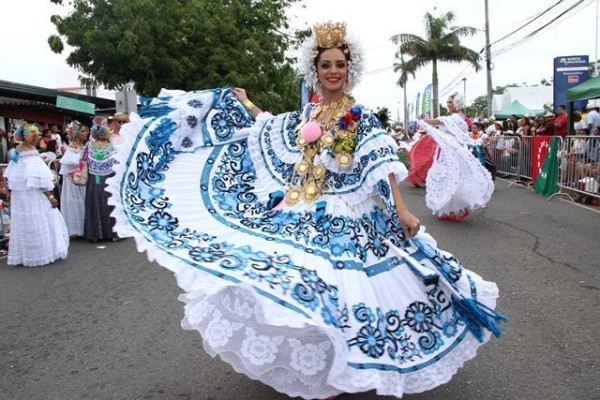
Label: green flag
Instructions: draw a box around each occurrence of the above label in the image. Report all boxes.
[534,136,560,196]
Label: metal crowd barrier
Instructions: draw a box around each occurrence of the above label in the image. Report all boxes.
[552,135,600,203]
[484,134,599,204]
[485,135,528,186]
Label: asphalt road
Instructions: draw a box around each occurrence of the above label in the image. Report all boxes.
[1,180,599,400]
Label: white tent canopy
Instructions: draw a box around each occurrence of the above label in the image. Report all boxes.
[499,86,552,113]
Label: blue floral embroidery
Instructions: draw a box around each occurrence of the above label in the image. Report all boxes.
[186,115,198,128]
[187,99,204,108]
[118,88,477,373]
[405,301,434,333]
[147,210,178,231]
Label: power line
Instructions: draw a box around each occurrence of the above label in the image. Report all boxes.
[487,0,567,49]
[492,0,590,57]
[441,1,571,99]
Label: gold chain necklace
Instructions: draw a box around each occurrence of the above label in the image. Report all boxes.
[284,96,353,206]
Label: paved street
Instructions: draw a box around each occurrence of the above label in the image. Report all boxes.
[1,180,599,400]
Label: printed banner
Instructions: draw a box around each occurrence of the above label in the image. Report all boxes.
[422,84,432,118]
[415,92,421,118]
[553,55,589,112]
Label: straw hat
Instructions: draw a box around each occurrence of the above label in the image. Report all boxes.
[110,112,130,122]
[586,100,598,109]
[544,111,554,117]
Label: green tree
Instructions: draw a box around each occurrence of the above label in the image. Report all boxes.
[390,10,481,117]
[393,56,416,128]
[469,94,488,116]
[48,0,303,112]
[375,107,391,129]
[493,83,519,95]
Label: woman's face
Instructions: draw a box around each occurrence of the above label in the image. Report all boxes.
[316,48,348,96]
[470,124,479,133]
[24,134,38,145]
[446,97,457,113]
[79,127,89,142]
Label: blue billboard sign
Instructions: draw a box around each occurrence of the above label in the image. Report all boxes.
[553,55,589,112]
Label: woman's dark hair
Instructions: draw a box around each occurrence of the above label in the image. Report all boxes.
[315,45,351,66]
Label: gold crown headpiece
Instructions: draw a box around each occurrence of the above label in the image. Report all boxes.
[314,21,347,49]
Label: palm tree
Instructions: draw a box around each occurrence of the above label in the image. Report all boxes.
[391,10,481,117]
[394,56,415,129]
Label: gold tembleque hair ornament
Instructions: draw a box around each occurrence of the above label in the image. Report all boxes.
[299,21,364,93]
[314,21,347,49]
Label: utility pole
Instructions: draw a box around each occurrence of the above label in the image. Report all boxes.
[595,0,599,76]
[484,0,493,116]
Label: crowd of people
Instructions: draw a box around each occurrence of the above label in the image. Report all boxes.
[1,112,129,266]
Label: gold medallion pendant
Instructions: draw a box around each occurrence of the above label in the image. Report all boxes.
[336,152,353,169]
[285,188,301,206]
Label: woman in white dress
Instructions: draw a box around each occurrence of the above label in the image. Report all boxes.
[106,22,506,399]
[59,121,89,237]
[418,93,495,221]
[5,123,69,267]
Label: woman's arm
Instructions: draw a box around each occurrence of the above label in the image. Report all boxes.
[233,88,263,119]
[388,173,420,237]
[422,118,441,126]
[44,190,58,208]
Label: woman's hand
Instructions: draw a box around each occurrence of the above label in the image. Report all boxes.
[398,209,421,238]
[232,87,249,103]
[232,87,261,117]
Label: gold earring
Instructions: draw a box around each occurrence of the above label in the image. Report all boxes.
[343,82,350,94]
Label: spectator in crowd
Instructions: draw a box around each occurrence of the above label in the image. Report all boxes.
[531,118,540,135]
[468,122,487,165]
[39,128,58,154]
[38,128,59,164]
[554,105,568,138]
[507,114,519,132]
[586,101,600,136]
[536,112,555,135]
[0,128,8,163]
[50,124,64,156]
[84,118,120,241]
[573,110,586,134]
[485,118,498,135]
[573,132,600,203]
[109,112,130,147]
[59,121,89,237]
[4,123,69,266]
[516,117,532,136]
